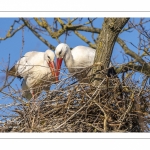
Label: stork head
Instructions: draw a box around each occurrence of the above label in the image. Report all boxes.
[55,43,69,79]
[44,50,58,81]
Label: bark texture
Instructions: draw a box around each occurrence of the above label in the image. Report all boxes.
[91,18,129,86]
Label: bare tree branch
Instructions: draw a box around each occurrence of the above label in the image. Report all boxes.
[117,38,150,70]
[20,18,55,50]
[116,62,150,76]
[0,24,25,41]
[74,31,96,49]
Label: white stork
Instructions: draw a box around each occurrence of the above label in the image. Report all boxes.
[55,43,117,81]
[8,50,58,100]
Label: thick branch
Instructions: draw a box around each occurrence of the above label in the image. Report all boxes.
[34,18,101,40]
[116,63,150,76]
[34,18,55,38]
[56,18,101,38]
[57,18,66,26]
[67,25,100,33]
[91,18,129,86]
[35,18,66,39]
[96,18,129,67]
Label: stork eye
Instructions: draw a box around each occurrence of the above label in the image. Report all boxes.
[47,56,51,60]
[59,50,62,55]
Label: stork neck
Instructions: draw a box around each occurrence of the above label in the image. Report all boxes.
[64,49,74,68]
[43,59,48,67]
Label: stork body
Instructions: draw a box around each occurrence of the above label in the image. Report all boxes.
[55,43,117,81]
[8,50,57,100]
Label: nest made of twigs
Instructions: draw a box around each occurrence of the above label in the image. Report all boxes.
[0,67,150,132]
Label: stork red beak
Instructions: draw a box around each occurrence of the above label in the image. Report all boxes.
[48,61,58,81]
[56,58,63,79]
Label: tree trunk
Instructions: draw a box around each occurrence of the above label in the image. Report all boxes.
[91,18,129,86]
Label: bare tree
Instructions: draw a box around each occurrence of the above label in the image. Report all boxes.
[0,18,149,132]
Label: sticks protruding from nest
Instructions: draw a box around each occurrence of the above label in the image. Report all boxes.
[0,66,149,132]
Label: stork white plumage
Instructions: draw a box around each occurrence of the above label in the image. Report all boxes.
[55,43,117,81]
[8,50,58,100]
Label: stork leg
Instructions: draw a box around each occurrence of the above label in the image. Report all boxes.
[30,89,37,105]
[30,88,42,110]
[31,92,35,99]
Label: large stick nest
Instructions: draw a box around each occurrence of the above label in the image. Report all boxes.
[0,66,150,132]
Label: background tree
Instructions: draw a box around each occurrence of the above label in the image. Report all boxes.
[0,18,149,132]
